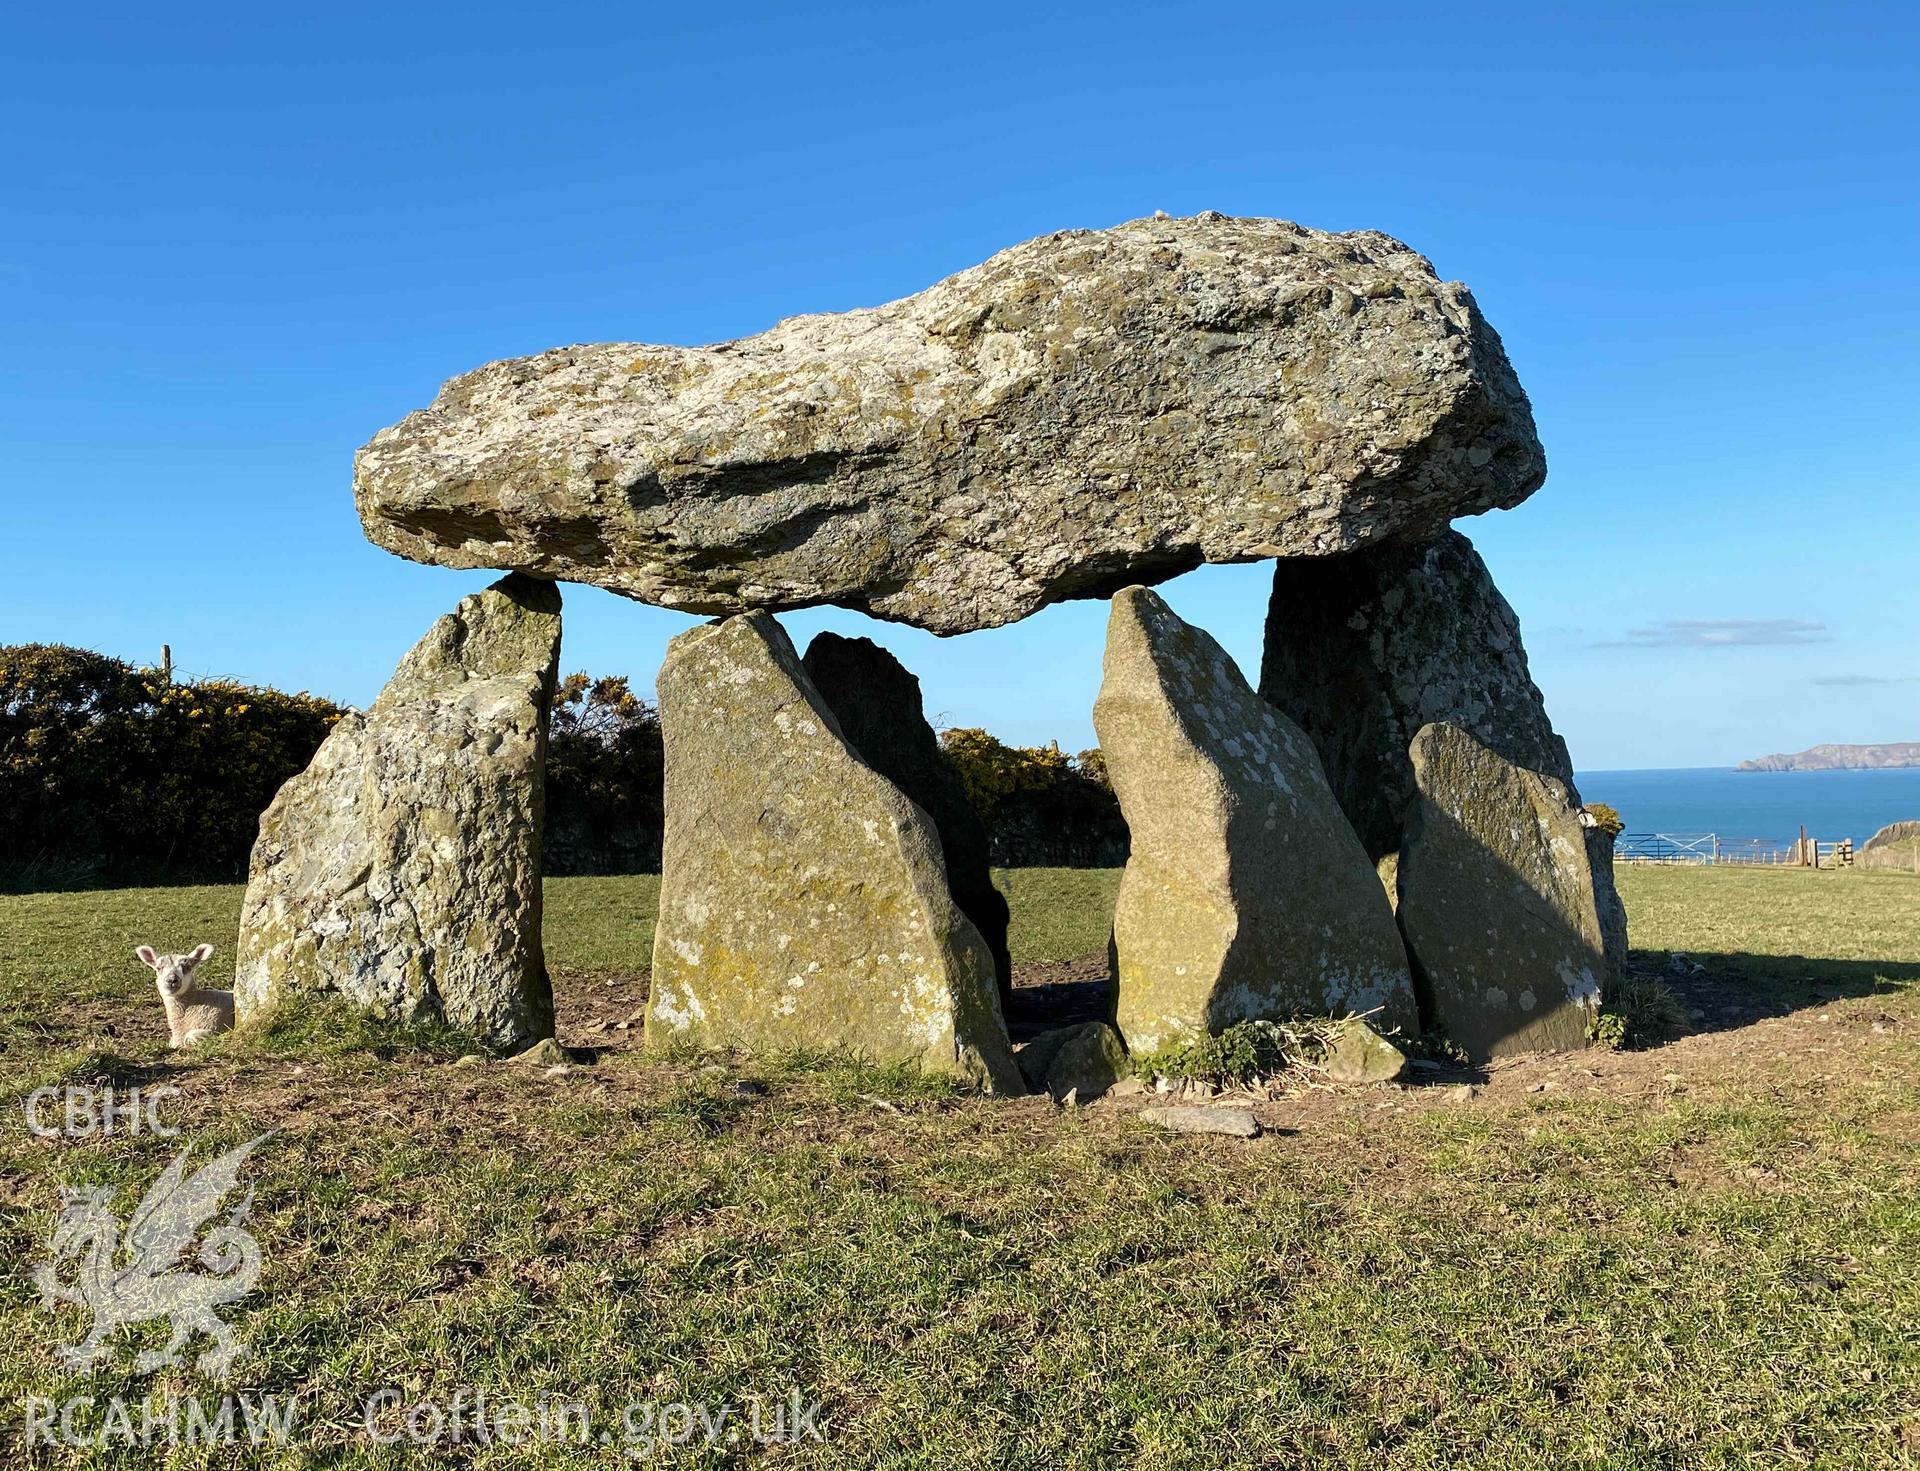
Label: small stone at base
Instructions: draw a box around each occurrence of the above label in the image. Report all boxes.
[515,1037,570,1067]
[1143,1106,1261,1138]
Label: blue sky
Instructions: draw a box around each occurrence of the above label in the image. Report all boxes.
[3,1,1914,769]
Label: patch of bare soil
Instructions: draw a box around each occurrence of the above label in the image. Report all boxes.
[43,953,1906,1169]
[1258,958,1912,1135]
[963,952,1911,1137]
[551,967,651,1051]
[545,954,1120,1050]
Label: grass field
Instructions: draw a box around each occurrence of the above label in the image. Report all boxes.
[1,867,1916,1467]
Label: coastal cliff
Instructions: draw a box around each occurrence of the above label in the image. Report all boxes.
[1737,742,1920,772]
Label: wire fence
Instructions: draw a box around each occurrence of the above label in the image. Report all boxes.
[1615,832,1854,867]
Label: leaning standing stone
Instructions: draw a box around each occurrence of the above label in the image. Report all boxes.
[801,632,1013,1011]
[646,613,1021,1092]
[1094,587,1419,1054]
[1259,528,1628,984]
[1397,722,1605,1058]
[235,574,561,1051]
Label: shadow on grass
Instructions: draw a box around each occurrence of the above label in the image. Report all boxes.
[1637,947,1920,1039]
[1002,970,1114,1041]
[0,1046,205,1107]
[999,942,1919,1076]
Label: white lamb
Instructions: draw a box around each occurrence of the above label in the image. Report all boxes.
[137,943,235,1048]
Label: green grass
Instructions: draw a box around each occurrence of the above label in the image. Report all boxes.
[0,866,1915,1468]
[1614,864,1920,995]
[994,867,1121,962]
[541,873,661,974]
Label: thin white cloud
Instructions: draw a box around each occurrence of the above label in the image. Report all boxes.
[1809,673,1919,687]
[1599,618,1832,649]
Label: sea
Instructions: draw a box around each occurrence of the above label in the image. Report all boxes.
[1574,766,1920,845]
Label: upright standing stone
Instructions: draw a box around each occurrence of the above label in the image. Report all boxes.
[1397,722,1604,1058]
[801,632,1013,1011]
[1259,529,1628,983]
[1094,587,1419,1054]
[646,613,1020,1092]
[235,575,561,1050]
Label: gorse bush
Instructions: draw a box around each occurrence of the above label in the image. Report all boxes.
[938,727,1127,867]
[0,645,671,884]
[1,644,341,885]
[1586,802,1626,839]
[0,645,145,867]
[124,675,346,870]
[544,672,665,875]
[939,726,1075,815]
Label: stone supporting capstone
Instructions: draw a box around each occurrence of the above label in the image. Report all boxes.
[801,631,1013,1012]
[645,612,1021,1092]
[1094,586,1420,1053]
[1396,722,1605,1058]
[235,574,561,1051]
[1258,529,1628,986]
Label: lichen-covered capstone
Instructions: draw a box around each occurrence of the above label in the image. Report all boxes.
[1397,722,1605,1058]
[801,631,1012,1010]
[1259,529,1628,982]
[355,213,1545,635]
[1094,586,1419,1053]
[235,574,561,1050]
[645,612,1020,1091]
[1859,821,1920,872]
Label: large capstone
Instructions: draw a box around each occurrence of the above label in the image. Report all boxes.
[235,574,561,1050]
[1258,529,1628,982]
[355,214,1545,635]
[1396,722,1605,1058]
[801,631,1013,1010]
[645,612,1020,1091]
[1094,586,1420,1054]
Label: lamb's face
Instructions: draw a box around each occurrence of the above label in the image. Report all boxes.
[137,943,213,997]
[153,956,194,996]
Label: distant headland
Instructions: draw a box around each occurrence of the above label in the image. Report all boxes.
[1736,742,1920,772]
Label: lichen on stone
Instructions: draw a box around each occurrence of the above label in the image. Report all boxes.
[1095,586,1418,1054]
[644,611,1021,1091]
[234,574,561,1052]
[355,214,1544,635]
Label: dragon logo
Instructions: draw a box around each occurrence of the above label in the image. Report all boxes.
[32,1134,270,1380]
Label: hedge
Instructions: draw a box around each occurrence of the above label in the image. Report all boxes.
[0,644,343,885]
[2,645,1125,888]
